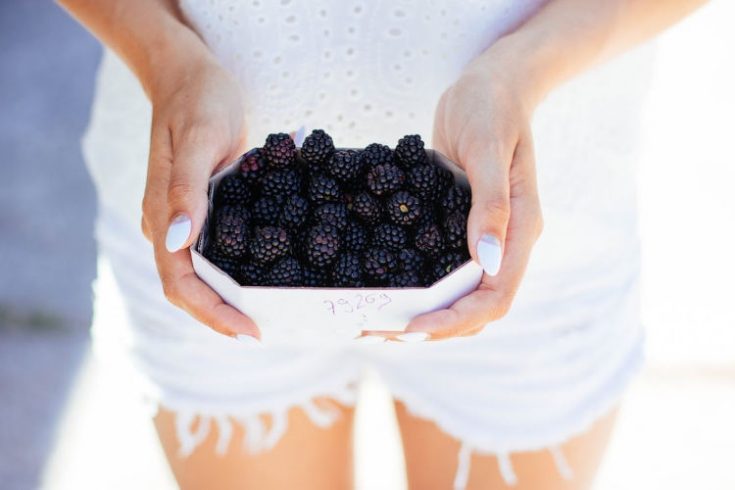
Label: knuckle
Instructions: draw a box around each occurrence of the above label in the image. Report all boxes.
[161,279,180,305]
[535,210,545,239]
[167,180,197,207]
[141,195,154,220]
[140,216,151,240]
[179,119,218,145]
[477,197,511,222]
[494,292,516,319]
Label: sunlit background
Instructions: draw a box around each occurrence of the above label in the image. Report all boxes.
[1,1,733,489]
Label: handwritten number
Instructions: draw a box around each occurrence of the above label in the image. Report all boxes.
[378,293,392,310]
[337,298,353,313]
[324,300,336,315]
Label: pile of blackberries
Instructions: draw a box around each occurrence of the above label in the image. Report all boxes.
[203,130,471,287]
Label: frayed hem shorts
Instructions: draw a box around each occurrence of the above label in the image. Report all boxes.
[91,209,644,489]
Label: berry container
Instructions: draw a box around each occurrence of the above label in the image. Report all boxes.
[191,148,483,346]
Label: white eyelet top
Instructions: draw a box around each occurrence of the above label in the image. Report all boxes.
[177,0,548,146]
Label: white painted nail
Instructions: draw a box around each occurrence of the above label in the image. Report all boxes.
[355,335,388,344]
[396,332,429,342]
[293,125,307,146]
[165,214,192,252]
[477,234,503,276]
[236,334,263,347]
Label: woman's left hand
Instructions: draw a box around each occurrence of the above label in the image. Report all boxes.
[364,55,544,342]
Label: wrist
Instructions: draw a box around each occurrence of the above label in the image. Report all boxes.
[468,33,562,113]
[134,17,217,102]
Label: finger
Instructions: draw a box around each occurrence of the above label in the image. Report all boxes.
[156,246,261,340]
[143,123,259,340]
[142,123,174,244]
[165,125,227,253]
[405,136,541,339]
[464,141,513,279]
[401,288,501,340]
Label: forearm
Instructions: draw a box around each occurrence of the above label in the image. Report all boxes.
[476,0,708,109]
[56,0,214,99]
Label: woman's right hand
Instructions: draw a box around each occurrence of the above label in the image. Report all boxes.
[141,54,262,342]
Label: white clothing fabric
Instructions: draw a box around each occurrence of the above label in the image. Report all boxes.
[82,0,652,486]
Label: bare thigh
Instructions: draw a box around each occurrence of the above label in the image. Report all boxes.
[154,397,355,490]
[395,400,619,490]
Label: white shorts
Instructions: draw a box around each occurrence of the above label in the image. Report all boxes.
[90,205,643,488]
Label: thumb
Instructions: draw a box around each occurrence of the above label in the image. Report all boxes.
[464,148,511,278]
[164,135,222,253]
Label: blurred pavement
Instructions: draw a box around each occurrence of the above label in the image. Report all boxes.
[0,2,99,489]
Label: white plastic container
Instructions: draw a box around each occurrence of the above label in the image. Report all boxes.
[191,149,482,345]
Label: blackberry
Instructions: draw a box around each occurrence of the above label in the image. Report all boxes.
[435,166,455,195]
[267,256,303,286]
[388,270,423,288]
[308,173,342,204]
[342,222,369,253]
[303,267,329,287]
[239,148,268,183]
[205,247,240,279]
[216,174,251,206]
[416,202,440,229]
[415,223,444,257]
[441,185,471,216]
[332,253,364,287]
[263,133,296,168]
[407,165,439,201]
[366,164,406,197]
[386,191,422,226]
[261,168,302,199]
[444,211,467,249]
[351,192,381,225]
[303,224,341,268]
[342,191,356,209]
[397,248,424,274]
[359,143,394,169]
[252,196,282,225]
[362,248,398,283]
[249,226,290,265]
[213,205,250,258]
[313,202,348,230]
[372,223,407,252]
[279,195,309,231]
[239,261,267,286]
[300,129,334,166]
[432,252,465,282]
[326,149,363,184]
[395,134,427,168]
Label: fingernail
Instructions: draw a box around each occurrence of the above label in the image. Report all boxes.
[293,125,306,146]
[477,234,503,276]
[396,332,429,342]
[236,334,263,347]
[355,335,388,344]
[165,214,192,252]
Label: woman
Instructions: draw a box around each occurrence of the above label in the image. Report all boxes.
[59,0,705,488]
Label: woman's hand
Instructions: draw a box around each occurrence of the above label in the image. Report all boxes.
[366,54,544,342]
[141,55,261,342]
